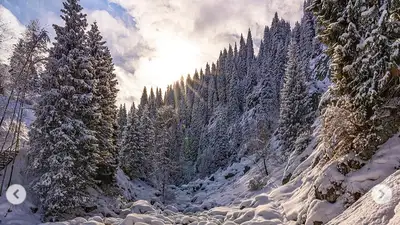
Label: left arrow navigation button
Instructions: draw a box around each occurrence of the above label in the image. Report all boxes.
[6,184,26,205]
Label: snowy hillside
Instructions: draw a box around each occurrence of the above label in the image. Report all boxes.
[5,130,393,225]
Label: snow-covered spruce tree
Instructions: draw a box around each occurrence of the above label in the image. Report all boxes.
[148,87,157,118]
[261,13,291,107]
[207,63,218,112]
[217,50,228,105]
[244,29,256,98]
[167,82,186,183]
[235,35,247,112]
[299,0,315,66]
[166,78,193,181]
[117,103,127,142]
[174,105,187,183]
[138,105,155,180]
[292,1,318,154]
[180,76,196,177]
[190,71,208,167]
[27,0,98,219]
[277,23,302,157]
[246,29,255,76]
[120,103,156,182]
[312,0,400,161]
[120,103,143,179]
[127,102,136,124]
[278,2,318,157]
[138,86,148,114]
[203,63,212,118]
[196,109,230,177]
[173,81,182,109]
[304,0,332,109]
[185,74,194,119]
[227,47,242,122]
[153,105,179,203]
[237,34,247,81]
[307,0,400,207]
[254,14,291,135]
[155,87,163,108]
[185,70,201,162]
[177,77,189,130]
[234,15,291,160]
[244,60,260,112]
[200,68,209,120]
[87,22,119,184]
[164,84,175,107]
[277,21,315,184]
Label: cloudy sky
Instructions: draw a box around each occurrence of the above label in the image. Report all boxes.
[0,0,303,105]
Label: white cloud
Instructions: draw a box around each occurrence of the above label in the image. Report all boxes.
[0,5,25,63]
[87,10,143,71]
[86,10,146,105]
[114,65,141,105]
[107,0,303,105]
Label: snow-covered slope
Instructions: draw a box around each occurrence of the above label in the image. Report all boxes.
[33,130,400,225]
[118,154,286,213]
[0,147,41,225]
[327,169,400,225]
[268,132,400,225]
[0,99,41,224]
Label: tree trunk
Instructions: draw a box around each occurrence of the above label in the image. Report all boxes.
[263,158,268,176]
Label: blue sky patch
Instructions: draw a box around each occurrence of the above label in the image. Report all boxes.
[0,0,136,28]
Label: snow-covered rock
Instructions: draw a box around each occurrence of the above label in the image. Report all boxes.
[250,193,270,207]
[119,208,131,218]
[120,213,155,225]
[129,200,156,214]
[150,219,165,225]
[87,216,103,223]
[104,217,123,225]
[181,216,198,224]
[82,221,104,225]
[208,207,232,216]
[165,205,179,213]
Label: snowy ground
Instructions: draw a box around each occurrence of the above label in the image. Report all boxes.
[0,99,41,224]
[0,137,288,224]
[0,139,41,224]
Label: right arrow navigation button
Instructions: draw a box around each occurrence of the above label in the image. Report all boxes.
[371,184,392,205]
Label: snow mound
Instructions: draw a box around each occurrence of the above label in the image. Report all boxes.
[327,170,400,224]
[129,200,156,214]
[116,169,159,202]
[172,153,286,212]
[271,133,400,224]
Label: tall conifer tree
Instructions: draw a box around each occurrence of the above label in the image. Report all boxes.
[28,0,98,217]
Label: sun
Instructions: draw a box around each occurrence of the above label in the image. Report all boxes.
[136,34,202,90]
